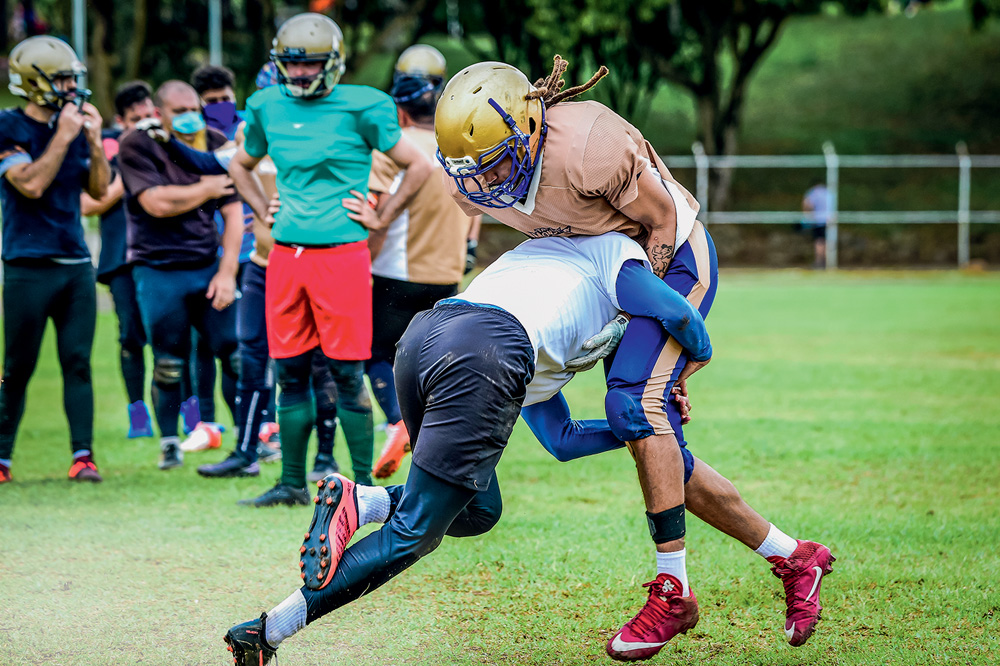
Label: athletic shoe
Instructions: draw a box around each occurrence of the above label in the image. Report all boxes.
[258,422,280,447]
[237,482,310,508]
[224,612,277,666]
[606,573,699,662]
[373,420,410,479]
[180,422,224,453]
[127,400,154,438]
[180,396,201,436]
[68,456,103,483]
[257,441,282,464]
[301,473,358,590]
[0,462,10,484]
[768,540,836,647]
[198,451,260,478]
[306,452,338,483]
[158,439,183,470]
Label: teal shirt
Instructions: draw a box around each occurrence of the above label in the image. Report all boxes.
[242,85,402,245]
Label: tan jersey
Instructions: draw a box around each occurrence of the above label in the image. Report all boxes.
[445,100,698,247]
[369,126,471,285]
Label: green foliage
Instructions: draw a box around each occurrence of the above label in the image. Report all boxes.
[1,272,999,664]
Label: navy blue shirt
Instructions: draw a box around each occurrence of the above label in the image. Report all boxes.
[95,128,128,282]
[0,107,91,262]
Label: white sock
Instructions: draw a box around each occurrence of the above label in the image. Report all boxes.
[754,523,798,560]
[264,589,307,647]
[355,484,390,526]
[655,549,689,596]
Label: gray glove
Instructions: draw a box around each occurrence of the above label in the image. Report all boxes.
[565,313,630,372]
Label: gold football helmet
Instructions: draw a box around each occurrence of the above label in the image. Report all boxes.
[434,62,546,209]
[270,13,346,99]
[8,36,88,109]
[395,44,447,80]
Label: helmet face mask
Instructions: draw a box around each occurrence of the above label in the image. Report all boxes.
[8,36,90,110]
[435,62,547,209]
[270,13,346,99]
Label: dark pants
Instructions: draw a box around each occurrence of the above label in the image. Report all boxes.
[300,304,533,622]
[234,262,271,461]
[365,276,457,425]
[191,263,244,425]
[106,268,147,404]
[134,263,238,439]
[0,261,96,459]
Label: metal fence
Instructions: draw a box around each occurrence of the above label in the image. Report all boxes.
[663,141,1000,269]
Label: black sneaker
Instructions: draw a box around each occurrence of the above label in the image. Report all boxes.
[224,612,277,666]
[306,452,339,483]
[158,438,183,470]
[198,451,260,478]
[238,482,310,508]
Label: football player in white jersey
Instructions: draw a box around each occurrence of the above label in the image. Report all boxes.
[221,231,712,665]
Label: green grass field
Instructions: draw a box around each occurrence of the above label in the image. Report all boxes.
[1,270,998,665]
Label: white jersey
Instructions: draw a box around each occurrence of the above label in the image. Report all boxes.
[454,232,650,406]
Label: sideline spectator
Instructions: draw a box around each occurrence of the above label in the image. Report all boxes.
[802,181,829,269]
[118,80,242,471]
[228,13,432,506]
[81,80,157,439]
[0,36,110,483]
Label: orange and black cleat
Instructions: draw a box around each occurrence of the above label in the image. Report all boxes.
[224,612,277,666]
[300,473,358,590]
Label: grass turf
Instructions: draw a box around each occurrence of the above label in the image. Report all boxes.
[1,270,998,665]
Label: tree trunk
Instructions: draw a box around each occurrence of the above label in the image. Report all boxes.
[88,8,114,121]
[125,0,148,83]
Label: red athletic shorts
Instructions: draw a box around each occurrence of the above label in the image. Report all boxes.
[266,241,373,360]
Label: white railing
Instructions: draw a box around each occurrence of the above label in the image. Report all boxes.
[664,141,1000,269]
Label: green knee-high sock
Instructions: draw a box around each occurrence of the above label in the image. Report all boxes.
[338,407,374,485]
[278,399,315,489]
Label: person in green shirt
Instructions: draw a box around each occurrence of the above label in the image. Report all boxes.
[228,12,432,507]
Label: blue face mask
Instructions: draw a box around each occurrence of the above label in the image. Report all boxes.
[202,101,239,134]
[171,111,206,135]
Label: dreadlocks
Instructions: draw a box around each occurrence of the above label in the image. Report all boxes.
[526,55,609,106]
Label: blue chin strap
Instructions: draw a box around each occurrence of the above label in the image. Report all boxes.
[438,97,547,209]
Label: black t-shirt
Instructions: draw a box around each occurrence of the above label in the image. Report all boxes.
[96,128,127,282]
[119,128,236,269]
[0,107,91,262]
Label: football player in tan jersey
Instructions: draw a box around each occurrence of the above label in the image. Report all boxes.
[361,45,481,481]
[436,58,835,659]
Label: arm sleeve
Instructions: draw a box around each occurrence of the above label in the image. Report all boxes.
[0,119,33,178]
[161,137,228,175]
[241,102,268,159]
[521,392,624,463]
[358,96,402,153]
[0,151,32,178]
[118,134,167,198]
[615,259,713,362]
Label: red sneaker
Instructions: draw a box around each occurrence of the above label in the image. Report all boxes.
[68,457,103,483]
[606,574,698,662]
[768,540,836,646]
[300,473,358,591]
[373,421,410,479]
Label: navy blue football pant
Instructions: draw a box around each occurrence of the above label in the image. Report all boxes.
[106,268,147,404]
[134,263,239,439]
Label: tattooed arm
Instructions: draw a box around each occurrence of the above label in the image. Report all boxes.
[617,167,679,277]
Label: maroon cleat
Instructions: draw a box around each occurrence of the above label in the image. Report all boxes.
[606,573,698,662]
[768,540,836,646]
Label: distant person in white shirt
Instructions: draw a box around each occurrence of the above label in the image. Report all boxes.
[803,182,830,269]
